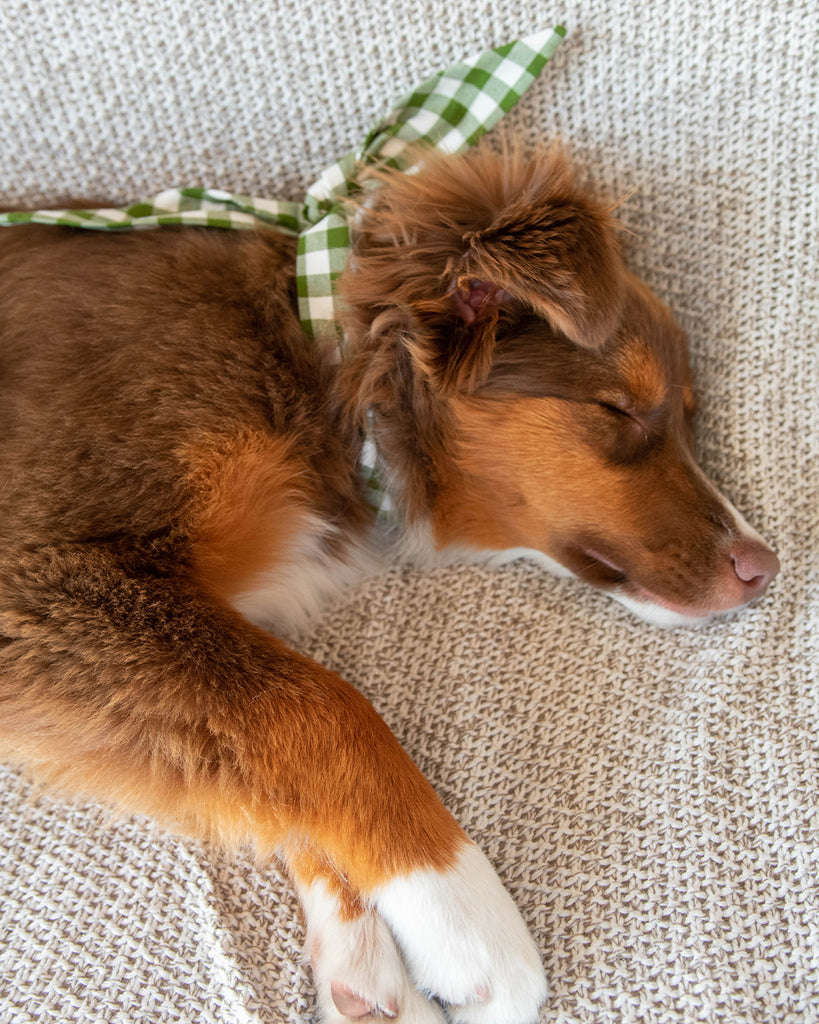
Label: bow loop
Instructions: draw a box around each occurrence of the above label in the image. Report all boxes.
[0,27,565,343]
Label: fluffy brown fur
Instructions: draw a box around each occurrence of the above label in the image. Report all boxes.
[0,144,778,1023]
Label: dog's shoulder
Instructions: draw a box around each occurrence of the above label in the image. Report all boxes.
[0,228,363,583]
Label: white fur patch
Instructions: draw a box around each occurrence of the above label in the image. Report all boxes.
[609,592,710,627]
[477,545,575,578]
[391,520,572,579]
[298,879,446,1024]
[231,512,381,637]
[374,842,548,1024]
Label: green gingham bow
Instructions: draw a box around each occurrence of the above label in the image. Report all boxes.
[0,27,565,516]
[0,27,565,343]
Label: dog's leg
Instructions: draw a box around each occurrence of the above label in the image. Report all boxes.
[372,842,548,1024]
[0,542,546,1023]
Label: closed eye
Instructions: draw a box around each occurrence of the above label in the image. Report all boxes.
[596,401,647,433]
[593,400,657,464]
[597,400,632,419]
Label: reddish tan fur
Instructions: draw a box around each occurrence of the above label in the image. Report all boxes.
[0,145,777,961]
[0,224,463,905]
[183,429,310,602]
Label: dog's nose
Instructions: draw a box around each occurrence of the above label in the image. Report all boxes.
[730,539,780,600]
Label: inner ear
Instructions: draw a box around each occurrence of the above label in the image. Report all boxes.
[421,275,511,394]
[448,276,511,325]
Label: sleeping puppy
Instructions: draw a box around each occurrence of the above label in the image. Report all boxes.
[0,146,778,1023]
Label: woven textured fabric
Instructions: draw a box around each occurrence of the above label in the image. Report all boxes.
[1,1,818,1023]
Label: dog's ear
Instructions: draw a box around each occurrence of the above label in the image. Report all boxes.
[339,145,626,394]
[452,168,626,351]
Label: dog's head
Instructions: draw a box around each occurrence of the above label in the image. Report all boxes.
[338,146,779,625]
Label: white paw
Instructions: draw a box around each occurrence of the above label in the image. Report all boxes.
[374,842,548,1024]
[300,879,447,1023]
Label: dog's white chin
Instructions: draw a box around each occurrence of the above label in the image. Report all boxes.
[397,535,749,629]
[610,591,712,628]
[474,545,727,628]
[467,545,576,577]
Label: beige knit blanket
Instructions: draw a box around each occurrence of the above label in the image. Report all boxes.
[1,1,817,1022]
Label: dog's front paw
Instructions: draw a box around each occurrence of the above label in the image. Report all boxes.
[301,879,448,1023]
[374,841,547,1024]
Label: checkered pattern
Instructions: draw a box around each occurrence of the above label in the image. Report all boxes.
[0,188,303,235]
[0,28,564,342]
[0,28,564,516]
[359,28,566,167]
[297,27,565,339]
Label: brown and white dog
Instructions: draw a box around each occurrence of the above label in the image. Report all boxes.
[0,147,778,1023]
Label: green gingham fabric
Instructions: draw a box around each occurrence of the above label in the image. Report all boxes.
[0,27,565,516]
[0,28,564,341]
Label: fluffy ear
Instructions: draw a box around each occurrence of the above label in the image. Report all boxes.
[338,144,626,393]
[453,163,627,349]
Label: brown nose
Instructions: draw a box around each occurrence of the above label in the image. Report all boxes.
[730,539,780,601]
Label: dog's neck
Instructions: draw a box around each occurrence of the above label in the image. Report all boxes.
[330,323,457,557]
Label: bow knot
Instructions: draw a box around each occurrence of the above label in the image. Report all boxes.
[0,27,565,343]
